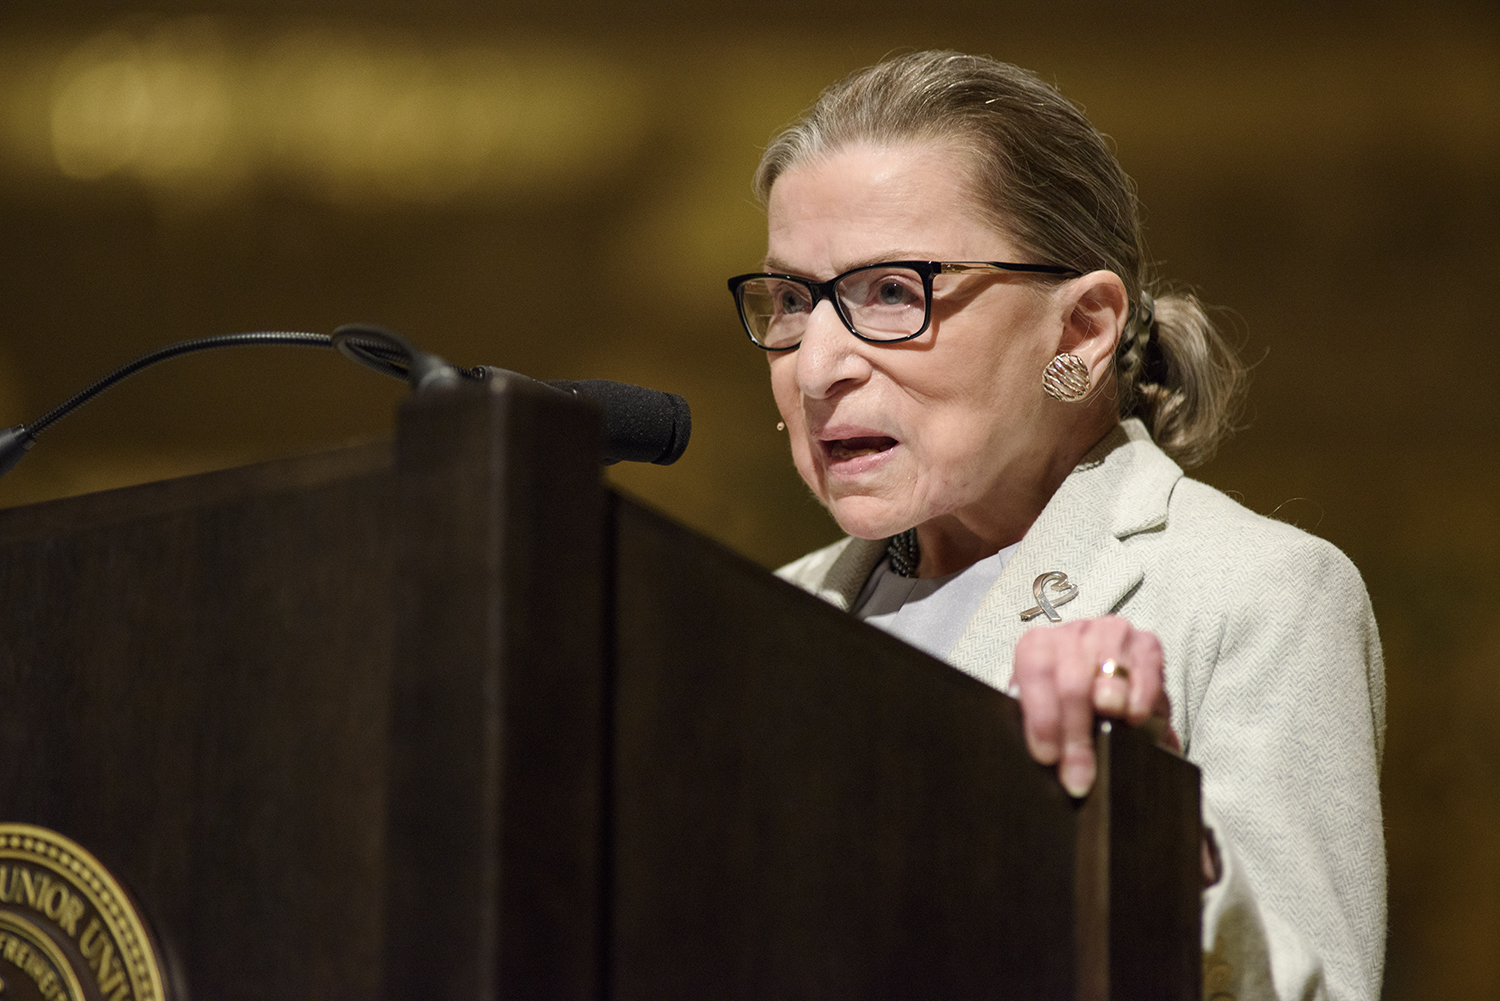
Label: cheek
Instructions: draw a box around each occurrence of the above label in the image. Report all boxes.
[771,356,822,438]
[774,352,798,399]
[768,361,822,489]
[787,435,821,492]
[903,373,1033,498]
[769,360,796,416]
[905,425,979,504]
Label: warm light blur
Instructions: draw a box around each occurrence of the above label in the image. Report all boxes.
[31,18,648,202]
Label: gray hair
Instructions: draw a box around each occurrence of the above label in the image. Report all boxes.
[754,51,1245,468]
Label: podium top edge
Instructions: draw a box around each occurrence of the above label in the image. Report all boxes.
[0,439,393,545]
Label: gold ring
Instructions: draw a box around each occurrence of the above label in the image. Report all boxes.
[1097,658,1131,684]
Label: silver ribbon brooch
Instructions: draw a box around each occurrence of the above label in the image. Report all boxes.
[1020,571,1079,622]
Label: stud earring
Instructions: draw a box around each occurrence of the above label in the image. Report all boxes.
[1042,353,1090,402]
[776,421,786,432]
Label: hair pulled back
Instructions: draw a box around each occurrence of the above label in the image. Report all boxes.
[754,51,1244,468]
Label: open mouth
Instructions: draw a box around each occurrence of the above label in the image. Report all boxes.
[823,435,898,462]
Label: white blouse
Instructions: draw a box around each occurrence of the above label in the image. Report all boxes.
[854,541,1020,660]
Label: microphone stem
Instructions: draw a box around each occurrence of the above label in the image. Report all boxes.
[26,332,335,440]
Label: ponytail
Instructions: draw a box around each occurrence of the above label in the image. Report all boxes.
[1117,288,1246,468]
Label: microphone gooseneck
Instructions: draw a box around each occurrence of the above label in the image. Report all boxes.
[331,323,463,393]
[1,331,334,480]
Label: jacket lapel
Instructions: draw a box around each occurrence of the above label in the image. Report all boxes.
[948,420,1181,691]
[812,536,888,611]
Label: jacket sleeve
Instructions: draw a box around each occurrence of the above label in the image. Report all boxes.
[1184,532,1386,1001]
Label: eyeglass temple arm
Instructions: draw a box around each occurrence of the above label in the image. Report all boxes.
[939,262,1079,276]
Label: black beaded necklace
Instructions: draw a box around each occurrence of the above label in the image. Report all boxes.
[886,528,921,578]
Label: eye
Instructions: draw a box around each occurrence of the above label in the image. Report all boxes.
[876,279,918,307]
[845,267,923,310]
[767,280,812,315]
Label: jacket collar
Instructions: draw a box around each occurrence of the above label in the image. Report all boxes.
[807,536,887,612]
[948,419,1182,689]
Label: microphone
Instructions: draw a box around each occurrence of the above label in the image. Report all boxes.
[471,368,691,466]
[0,326,693,481]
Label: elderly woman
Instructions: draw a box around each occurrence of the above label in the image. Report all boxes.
[728,52,1384,1001]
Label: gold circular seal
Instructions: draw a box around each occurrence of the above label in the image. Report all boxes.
[0,823,168,1001]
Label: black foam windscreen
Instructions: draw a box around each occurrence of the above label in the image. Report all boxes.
[544,379,692,466]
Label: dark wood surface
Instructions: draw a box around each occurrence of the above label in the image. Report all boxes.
[0,440,397,998]
[610,497,1202,1001]
[1076,723,1203,1001]
[385,378,607,999]
[0,384,1200,999]
[611,496,1076,998]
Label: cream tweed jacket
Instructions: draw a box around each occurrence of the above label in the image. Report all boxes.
[777,419,1386,1001]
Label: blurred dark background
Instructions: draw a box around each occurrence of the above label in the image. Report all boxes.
[1,3,1495,995]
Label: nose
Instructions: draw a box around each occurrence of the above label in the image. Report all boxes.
[794,299,871,400]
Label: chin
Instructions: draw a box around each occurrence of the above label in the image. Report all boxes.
[826,496,916,541]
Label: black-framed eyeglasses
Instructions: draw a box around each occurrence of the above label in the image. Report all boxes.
[726,259,1081,351]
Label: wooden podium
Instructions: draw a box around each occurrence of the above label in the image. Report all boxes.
[0,380,1201,999]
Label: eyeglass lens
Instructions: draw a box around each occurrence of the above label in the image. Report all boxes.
[739,265,928,348]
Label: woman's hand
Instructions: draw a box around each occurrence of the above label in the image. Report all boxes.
[1011,615,1176,796]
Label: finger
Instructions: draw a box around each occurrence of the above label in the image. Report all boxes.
[1054,628,1098,797]
[1082,616,1133,719]
[1122,628,1165,725]
[1014,628,1062,766]
[1091,658,1131,717]
[1118,627,1177,750]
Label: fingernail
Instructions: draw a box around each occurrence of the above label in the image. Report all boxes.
[1094,684,1127,716]
[1061,762,1095,798]
[1027,737,1059,766]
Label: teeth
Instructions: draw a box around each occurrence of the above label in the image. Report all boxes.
[828,440,891,459]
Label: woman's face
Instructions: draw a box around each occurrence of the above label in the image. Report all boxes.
[765,141,1074,544]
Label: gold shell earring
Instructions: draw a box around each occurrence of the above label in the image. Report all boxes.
[1042,353,1090,402]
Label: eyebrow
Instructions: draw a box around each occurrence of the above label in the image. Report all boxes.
[760,251,935,276]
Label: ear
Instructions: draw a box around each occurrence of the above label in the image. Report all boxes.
[1055,270,1128,387]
